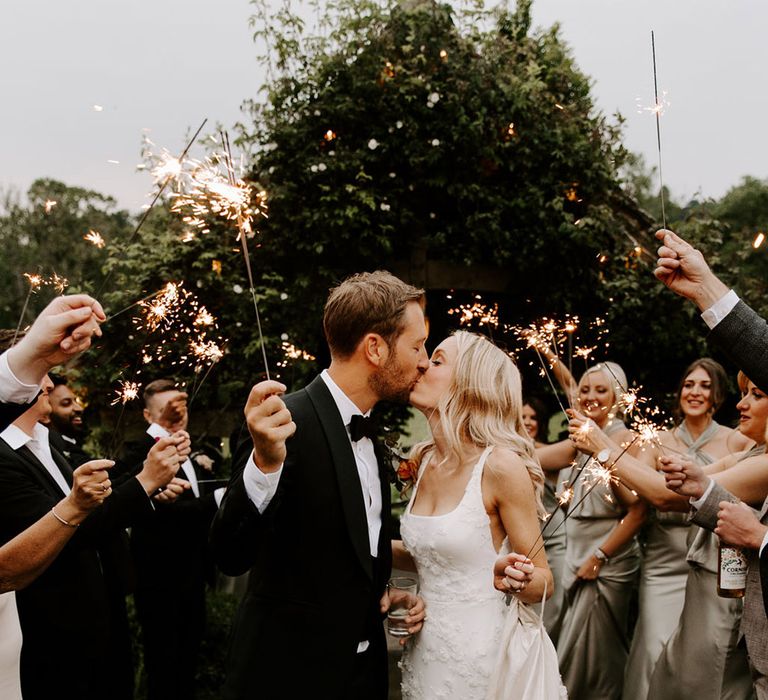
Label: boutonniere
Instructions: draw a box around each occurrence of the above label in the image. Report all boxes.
[382,430,418,494]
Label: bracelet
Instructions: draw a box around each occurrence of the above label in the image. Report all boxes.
[51,507,79,528]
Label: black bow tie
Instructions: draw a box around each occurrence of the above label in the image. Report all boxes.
[349,414,377,442]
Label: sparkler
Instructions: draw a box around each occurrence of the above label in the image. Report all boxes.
[111,380,141,405]
[95,117,208,296]
[447,298,499,330]
[651,31,667,229]
[84,230,106,248]
[13,272,70,344]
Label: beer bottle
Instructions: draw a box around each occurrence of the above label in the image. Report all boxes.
[717,539,747,598]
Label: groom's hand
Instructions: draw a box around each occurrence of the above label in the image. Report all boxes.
[244,380,295,473]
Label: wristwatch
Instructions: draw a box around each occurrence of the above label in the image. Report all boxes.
[595,447,612,465]
[594,548,609,563]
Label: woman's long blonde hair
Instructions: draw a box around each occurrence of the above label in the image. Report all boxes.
[411,331,546,518]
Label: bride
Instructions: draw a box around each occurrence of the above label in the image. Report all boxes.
[393,331,555,699]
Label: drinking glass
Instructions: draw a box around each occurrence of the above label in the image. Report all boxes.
[387,576,418,638]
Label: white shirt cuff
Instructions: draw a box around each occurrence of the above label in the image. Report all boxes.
[759,530,768,557]
[0,351,41,404]
[243,453,282,514]
[214,487,226,507]
[690,479,715,510]
[701,289,739,329]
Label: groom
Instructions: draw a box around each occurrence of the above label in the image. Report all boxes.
[211,271,429,699]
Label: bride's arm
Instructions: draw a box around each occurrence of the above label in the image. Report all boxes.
[486,448,553,605]
[391,540,417,572]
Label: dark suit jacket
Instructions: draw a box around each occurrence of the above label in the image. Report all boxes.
[0,437,152,700]
[210,375,393,699]
[709,299,768,394]
[122,433,219,594]
[0,400,36,432]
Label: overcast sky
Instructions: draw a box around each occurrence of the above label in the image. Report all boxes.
[1,1,765,212]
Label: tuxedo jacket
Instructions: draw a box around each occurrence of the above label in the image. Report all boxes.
[48,428,91,468]
[210,375,393,699]
[0,438,152,699]
[121,433,219,594]
[709,299,768,394]
[691,481,768,675]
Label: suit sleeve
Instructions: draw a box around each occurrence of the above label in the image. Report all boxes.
[761,546,768,620]
[708,300,768,394]
[209,434,282,577]
[0,458,152,550]
[690,481,740,531]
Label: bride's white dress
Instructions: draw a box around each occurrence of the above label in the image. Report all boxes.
[399,447,507,699]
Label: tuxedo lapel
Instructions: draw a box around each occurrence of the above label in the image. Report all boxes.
[305,376,373,580]
[50,445,75,487]
[15,445,67,497]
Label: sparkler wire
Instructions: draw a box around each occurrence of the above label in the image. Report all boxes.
[651,31,667,229]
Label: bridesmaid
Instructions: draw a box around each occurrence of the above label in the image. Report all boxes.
[568,370,766,700]
[537,362,645,699]
[623,358,751,700]
[523,396,567,642]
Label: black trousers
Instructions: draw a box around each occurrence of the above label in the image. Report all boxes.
[343,630,388,700]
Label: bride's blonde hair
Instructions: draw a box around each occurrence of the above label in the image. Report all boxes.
[411,331,546,518]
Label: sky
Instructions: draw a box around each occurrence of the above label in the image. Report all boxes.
[1,0,766,212]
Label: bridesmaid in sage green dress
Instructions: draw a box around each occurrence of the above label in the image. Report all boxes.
[623,358,751,700]
[538,362,645,699]
[569,370,765,700]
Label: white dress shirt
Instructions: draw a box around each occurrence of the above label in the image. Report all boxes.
[0,423,69,495]
[0,352,40,405]
[146,423,224,506]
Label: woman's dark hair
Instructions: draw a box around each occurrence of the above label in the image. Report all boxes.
[523,395,549,443]
[673,357,729,424]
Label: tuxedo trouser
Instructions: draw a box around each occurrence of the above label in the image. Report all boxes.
[344,633,388,700]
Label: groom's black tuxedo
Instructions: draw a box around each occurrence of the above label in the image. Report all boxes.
[0,436,149,700]
[210,375,393,699]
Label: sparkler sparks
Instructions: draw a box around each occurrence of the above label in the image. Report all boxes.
[753,232,765,249]
[281,342,316,361]
[190,339,224,365]
[111,380,141,405]
[447,300,499,329]
[84,230,106,248]
[23,273,44,290]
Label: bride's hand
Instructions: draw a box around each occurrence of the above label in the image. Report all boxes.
[493,552,534,594]
[380,590,427,646]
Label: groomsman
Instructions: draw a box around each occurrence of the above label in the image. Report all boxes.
[0,372,187,699]
[122,378,225,700]
[211,271,428,699]
[45,375,90,466]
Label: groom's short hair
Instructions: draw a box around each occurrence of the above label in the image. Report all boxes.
[323,271,424,359]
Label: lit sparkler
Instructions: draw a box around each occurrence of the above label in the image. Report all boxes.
[447,300,499,329]
[281,342,316,361]
[111,380,141,405]
[84,230,106,248]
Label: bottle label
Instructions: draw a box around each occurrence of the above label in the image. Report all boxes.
[720,547,748,589]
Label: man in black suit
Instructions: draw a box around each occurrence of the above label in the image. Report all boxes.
[122,378,225,700]
[211,271,429,699]
[0,374,189,700]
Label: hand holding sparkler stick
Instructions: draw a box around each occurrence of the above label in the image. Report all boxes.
[659,454,710,501]
[244,380,296,473]
[135,432,191,496]
[7,295,106,385]
[654,229,730,311]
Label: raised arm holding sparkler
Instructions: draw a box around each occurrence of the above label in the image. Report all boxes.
[655,228,768,394]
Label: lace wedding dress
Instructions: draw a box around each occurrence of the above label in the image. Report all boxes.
[399,447,507,699]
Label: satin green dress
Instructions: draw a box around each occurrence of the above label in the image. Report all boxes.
[645,443,763,700]
[622,421,720,700]
[557,420,640,700]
